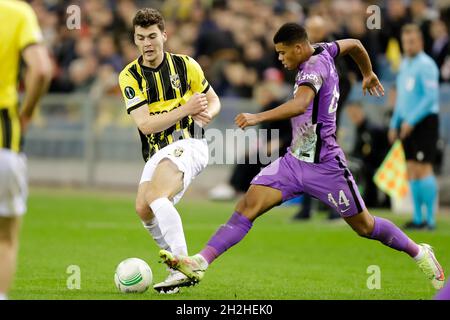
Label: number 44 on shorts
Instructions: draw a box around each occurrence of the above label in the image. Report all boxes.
[328,190,350,212]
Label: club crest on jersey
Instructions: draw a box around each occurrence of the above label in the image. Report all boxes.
[173,147,184,157]
[170,74,181,89]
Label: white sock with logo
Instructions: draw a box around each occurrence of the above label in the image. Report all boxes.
[149,198,188,256]
[143,217,170,251]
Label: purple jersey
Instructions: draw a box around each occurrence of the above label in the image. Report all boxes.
[289,42,341,163]
[251,41,366,216]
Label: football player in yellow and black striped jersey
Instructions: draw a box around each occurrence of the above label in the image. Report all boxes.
[119,51,211,160]
[118,8,221,293]
[0,0,52,300]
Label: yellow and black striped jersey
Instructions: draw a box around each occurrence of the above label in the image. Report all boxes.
[118,52,210,161]
[0,0,43,152]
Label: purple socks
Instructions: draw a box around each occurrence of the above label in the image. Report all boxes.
[200,212,253,264]
[370,216,419,257]
[199,213,420,265]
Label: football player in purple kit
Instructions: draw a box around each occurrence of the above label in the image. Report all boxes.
[160,23,445,291]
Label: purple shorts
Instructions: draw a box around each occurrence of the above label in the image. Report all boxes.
[251,152,366,217]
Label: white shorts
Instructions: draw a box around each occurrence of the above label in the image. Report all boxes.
[0,149,28,217]
[139,138,209,204]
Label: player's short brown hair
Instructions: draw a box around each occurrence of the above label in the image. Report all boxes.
[132,8,165,31]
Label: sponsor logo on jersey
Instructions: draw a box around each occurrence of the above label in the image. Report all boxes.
[300,73,320,83]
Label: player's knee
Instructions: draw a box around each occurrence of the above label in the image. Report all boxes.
[235,195,260,221]
[135,201,151,220]
[144,183,168,204]
[345,210,375,238]
[0,226,16,247]
[353,223,373,238]
[235,198,246,214]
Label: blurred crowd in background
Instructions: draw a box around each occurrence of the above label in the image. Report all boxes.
[28,0,450,101]
[24,0,450,208]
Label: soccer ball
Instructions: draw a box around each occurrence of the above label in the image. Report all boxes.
[114,258,153,293]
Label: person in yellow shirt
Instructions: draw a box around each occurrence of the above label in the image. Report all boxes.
[0,0,52,300]
[118,8,221,293]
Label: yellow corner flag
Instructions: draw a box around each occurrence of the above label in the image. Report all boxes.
[374,140,409,199]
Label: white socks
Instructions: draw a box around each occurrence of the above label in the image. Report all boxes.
[194,254,209,269]
[413,245,425,261]
[143,218,169,251]
[0,293,7,300]
[149,198,188,256]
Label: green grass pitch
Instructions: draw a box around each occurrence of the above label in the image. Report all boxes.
[10,188,450,300]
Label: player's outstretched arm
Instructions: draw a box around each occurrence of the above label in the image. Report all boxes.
[336,39,384,97]
[235,85,314,129]
[130,93,207,134]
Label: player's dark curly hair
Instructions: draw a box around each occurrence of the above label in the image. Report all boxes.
[132,8,165,31]
[273,23,308,45]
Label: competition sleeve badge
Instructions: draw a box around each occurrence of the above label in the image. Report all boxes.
[124,86,135,99]
[170,74,181,90]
